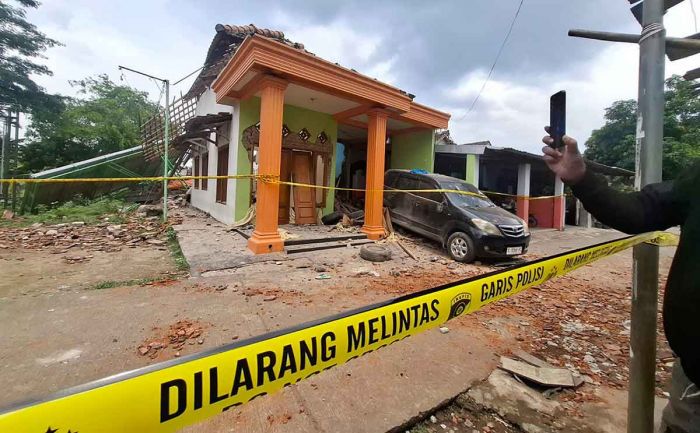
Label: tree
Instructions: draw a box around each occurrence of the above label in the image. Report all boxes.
[20,75,158,172]
[584,75,700,180]
[0,0,61,112]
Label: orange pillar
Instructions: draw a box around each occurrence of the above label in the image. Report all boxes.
[361,109,388,240]
[248,76,288,254]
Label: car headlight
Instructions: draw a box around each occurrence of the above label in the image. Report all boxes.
[472,218,502,236]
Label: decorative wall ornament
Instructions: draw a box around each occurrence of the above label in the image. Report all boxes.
[254,121,260,131]
[282,124,290,137]
[298,128,311,142]
[317,131,328,144]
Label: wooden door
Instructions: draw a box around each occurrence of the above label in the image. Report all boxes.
[216,146,228,203]
[291,151,316,224]
[279,149,292,224]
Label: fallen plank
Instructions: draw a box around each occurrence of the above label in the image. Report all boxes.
[499,356,576,387]
[397,239,417,261]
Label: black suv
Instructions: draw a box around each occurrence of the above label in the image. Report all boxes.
[384,169,530,262]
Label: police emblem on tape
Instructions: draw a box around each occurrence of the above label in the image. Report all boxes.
[448,292,471,319]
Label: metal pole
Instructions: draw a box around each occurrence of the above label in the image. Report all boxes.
[163,80,170,222]
[568,29,700,50]
[628,0,665,431]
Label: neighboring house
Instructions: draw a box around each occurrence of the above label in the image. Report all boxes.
[177,24,450,254]
[434,139,634,230]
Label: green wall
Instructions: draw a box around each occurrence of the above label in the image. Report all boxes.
[390,129,435,172]
[466,154,478,185]
[236,97,338,220]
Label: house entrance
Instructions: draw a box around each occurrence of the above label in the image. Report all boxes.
[243,124,332,225]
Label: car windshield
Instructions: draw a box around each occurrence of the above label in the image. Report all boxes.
[443,183,495,208]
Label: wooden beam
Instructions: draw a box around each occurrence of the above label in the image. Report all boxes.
[333,104,372,121]
[339,118,368,130]
[228,72,265,100]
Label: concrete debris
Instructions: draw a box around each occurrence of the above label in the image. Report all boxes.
[353,268,380,277]
[62,255,93,264]
[439,326,450,334]
[137,204,163,217]
[263,295,277,301]
[430,415,437,423]
[499,356,579,388]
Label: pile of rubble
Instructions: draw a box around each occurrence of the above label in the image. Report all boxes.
[0,212,169,253]
[137,320,206,359]
[490,272,672,397]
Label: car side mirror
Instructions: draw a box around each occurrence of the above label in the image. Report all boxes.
[436,202,445,213]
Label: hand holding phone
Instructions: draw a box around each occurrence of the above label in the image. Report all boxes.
[549,91,566,148]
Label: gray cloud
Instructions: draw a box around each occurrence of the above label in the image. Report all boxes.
[27,0,698,151]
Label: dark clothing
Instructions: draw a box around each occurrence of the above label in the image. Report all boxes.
[571,162,699,385]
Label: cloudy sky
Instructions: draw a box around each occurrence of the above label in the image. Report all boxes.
[27,0,700,153]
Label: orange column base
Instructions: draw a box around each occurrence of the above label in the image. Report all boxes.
[361,225,385,240]
[247,231,285,254]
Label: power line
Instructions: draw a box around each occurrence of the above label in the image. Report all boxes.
[458,0,525,120]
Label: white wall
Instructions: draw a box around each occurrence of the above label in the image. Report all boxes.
[190,88,241,224]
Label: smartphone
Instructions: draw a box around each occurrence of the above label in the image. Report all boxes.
[549,91,566,148]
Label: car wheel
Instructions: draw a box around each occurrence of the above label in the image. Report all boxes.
[447,232,476,263]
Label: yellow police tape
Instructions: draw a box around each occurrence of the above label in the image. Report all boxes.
[0,231,678,433]
[0,175,561,200]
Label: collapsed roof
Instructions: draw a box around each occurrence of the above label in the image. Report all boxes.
[184,24,305,100]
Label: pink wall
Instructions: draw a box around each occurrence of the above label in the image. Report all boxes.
[529,197,554,228]
[528,197,565,230]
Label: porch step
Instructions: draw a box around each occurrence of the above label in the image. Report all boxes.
[284,233,367,246]
[285,239,373,254]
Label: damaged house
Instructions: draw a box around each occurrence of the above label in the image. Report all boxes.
[176,24,450,254]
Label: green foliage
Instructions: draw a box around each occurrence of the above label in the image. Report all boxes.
[166,226,189,272]
[20,75,158,172]
[91,277,167,290]
[0,0,62,112]
[25,197,126,225]
[584,76,700,180]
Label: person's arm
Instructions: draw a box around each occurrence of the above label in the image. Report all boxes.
[541,130,687,234]
[571,170,682,233]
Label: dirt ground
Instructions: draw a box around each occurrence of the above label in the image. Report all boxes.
[0,204,678,433]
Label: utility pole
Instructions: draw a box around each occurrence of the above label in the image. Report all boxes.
[629,1,665,432]
[118,66,171,222]
[569,0,698,431]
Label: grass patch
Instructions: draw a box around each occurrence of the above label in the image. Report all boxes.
[1,196,138,228]
[166,226,189,272]
[91,277,165,290]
